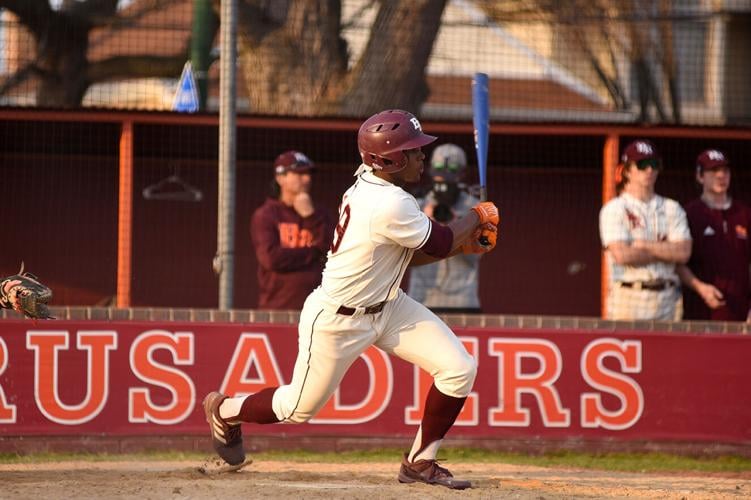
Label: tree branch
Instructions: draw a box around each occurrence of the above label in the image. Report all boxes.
[0,0,53,34]
[0,62,37,96]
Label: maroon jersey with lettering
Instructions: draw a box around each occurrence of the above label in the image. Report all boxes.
[683,198,751,321]
[251,198,333,309]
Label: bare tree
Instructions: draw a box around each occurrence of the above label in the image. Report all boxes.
[0,0,202,107]
[479,0,684,123]
[2,0,447,115]
[230,0,447,117]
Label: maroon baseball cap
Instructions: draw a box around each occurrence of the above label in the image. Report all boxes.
[274,150,314,174]
[621,139,660,163]
[696,149,729,171]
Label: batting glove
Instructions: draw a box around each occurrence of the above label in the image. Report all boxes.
[472,201,499,226]
[462,223,497,254]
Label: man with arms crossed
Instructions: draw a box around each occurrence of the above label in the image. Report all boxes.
[203,110,499,489]
[599,139,691,320]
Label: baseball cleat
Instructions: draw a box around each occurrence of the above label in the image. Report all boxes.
[197,457,253,476]
[203,391,245,466]
[397,453,471,490]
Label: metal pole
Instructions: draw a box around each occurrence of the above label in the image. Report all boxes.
[117,120,134,307]
[216,0,237,309]
[601,134,619,319]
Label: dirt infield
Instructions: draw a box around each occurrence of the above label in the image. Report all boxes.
[1,459,749,499]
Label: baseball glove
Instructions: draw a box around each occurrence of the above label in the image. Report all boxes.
[0,263,54,319]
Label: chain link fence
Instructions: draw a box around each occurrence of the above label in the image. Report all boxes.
[2,0,750,125]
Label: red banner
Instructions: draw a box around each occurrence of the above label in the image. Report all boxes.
[1,320,749,444]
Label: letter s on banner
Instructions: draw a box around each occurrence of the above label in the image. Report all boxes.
[580,338,644,430]
[129,330,195,424]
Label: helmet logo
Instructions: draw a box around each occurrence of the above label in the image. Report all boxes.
[410,117,422,131]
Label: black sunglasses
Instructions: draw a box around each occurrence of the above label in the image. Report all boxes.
[634,158,663,171]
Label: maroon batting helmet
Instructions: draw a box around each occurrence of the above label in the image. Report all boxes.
[357,110,437,173]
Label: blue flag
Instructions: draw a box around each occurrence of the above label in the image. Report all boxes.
[173,61,199,113]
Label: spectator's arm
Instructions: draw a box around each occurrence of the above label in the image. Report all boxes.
[633,239,691,264]
[606,240,656,266]
[677,264,725,309]
[300,208,334,252]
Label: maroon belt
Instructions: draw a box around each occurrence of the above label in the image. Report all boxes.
[336,301,386,316]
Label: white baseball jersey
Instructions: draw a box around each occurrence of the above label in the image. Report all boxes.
[269,165,476,424]
[599,192,691,283]
[320,168,432,307]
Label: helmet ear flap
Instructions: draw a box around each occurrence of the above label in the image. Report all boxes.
[367,152,405,172]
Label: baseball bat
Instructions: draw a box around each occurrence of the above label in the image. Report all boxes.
[472,72,490,244]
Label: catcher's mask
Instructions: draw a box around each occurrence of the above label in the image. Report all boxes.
[429,143,467,184]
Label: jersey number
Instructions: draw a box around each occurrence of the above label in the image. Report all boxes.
[331,204,351,253]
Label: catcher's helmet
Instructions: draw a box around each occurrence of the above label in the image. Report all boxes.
[430,143,467,183]
[358,109,437,173]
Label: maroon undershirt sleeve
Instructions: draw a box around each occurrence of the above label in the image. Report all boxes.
[420,219,453,258]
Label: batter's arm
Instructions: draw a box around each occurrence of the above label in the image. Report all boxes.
[409,211,481,267]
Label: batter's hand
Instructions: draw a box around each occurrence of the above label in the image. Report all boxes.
[472,202,499,226]
[293,192,315,218]
[462,223,497,254]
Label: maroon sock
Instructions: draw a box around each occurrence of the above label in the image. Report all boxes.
[413,384,466,457]
[237,387,281,424]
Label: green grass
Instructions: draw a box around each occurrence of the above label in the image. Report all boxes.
[1,448,749,474]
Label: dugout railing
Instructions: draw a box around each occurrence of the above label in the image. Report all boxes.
[2,108,751,318]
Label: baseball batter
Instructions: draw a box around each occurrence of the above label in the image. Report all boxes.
[599,139,691,321]
[203,109,499,490]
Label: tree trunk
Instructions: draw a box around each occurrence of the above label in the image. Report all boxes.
[1,0,191,107]
[334,0,447,116]
[237,0,348,116]
[35,14,91,107]
[237,0,447,117]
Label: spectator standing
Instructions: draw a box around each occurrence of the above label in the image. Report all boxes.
[677,150,751,322]
[250,151,332,310]
[408,144,483,313]
[599,139,691,320]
